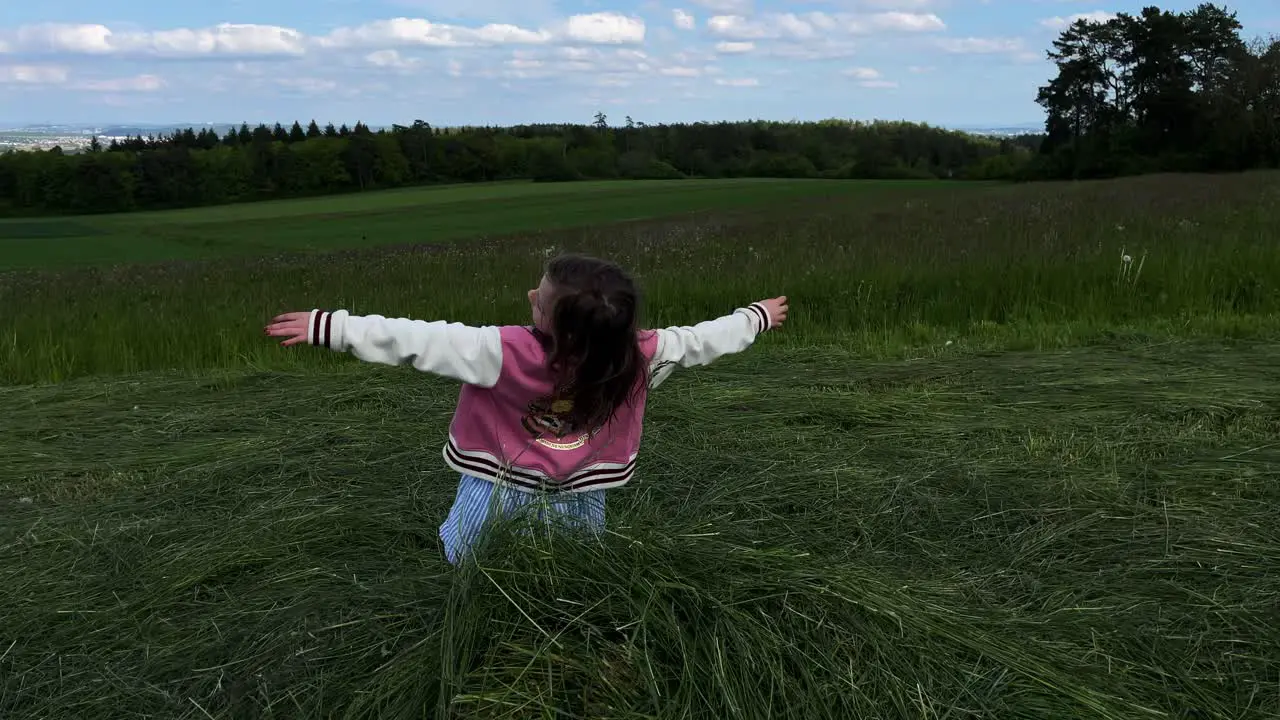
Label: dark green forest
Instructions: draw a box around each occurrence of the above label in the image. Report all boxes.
[0,2,1274,217]
[0,118,1037,216]
[1033,3,1279,176]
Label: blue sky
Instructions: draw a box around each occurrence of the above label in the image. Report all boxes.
[0,0,1274,128]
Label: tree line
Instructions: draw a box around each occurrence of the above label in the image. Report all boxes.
[1032,2,1280,178]
[0,116,1037,216]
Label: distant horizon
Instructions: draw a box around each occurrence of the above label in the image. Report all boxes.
[0,118,1048,132]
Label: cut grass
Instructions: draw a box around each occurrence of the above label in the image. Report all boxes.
[1,342,1277,718]
[1,171,1279,718]
[0,178,937,270]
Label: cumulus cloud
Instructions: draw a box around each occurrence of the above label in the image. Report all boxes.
[706,11,943,41]
[385,0,560,25]
[8,23,306,57]
[558,13,646,45]
[473,46,659,82]
[316,12,643,49]
[856,0,939,8]
[1040,11,1117,30]
[276,77,339,94]
[935,36,1041,63]
[936,36,1024,54]
[0,64,67,83]
[869,11,947,32]
[317,18,549,48]
[77,74,165,92]
[714,41,754,53]
[715,77,758,86]
[0,13,646,61]
[673,10,696,31]
[691,0,753,13]
[364,49,424,69]
[841,66,881,80]
[840,66,896,88]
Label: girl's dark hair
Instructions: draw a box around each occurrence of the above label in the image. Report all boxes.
[542,253,647,433]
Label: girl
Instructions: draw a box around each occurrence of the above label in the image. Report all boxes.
[264,254,788,564]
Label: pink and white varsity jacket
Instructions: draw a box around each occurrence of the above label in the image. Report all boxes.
[305,302,773,493]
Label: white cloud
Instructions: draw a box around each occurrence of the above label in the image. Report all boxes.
[841,66,880,80]
[856,0,939,8]
[472,46,660,82]
[935,36,1041,63]
[0,64,67,83]
[840,66,896,88]
[317,18,549,48]
[558,13,646,45]
[0,14,646,60]
[673,9,696,31]
[365,49,422,68]
[660,65,702,76]
[691,0,753,13]
[714,41,755,53]
[706,15,769,40]
[9,22,306,57]
[936,36,1024,54]
[385,0,560,25]
[715,76,758,86]
[1040,11,1117,30]
[867,11,945,32]
[76,74,165,92]
[706,11,943,40]
[275,77,339,94]
[317,12,643,49]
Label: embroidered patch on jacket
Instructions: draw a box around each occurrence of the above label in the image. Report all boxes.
[521,394,599,450]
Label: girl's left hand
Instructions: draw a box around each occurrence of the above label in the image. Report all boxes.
[264,312,312,346]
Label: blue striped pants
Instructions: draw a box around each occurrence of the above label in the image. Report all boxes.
[438,474,607,565]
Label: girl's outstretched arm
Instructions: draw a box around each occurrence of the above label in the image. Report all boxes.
[264,310,503,387]
[646,296,788,386]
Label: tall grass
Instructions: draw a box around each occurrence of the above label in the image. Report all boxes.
[2,172,1278,385]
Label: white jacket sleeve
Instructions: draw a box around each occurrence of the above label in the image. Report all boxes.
[647,302,771,389]
[305,309,503,388]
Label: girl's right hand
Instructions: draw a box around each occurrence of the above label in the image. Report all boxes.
[264,311,313,346]
[759,296,788,329]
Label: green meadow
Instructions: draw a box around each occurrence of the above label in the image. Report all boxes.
[2,175,1278,718]
[0,178,924,270]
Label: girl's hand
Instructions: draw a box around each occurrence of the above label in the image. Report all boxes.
[759,296,788,329]
[264,312,312,346]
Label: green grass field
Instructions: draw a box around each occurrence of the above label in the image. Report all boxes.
[0,178,939,270]
[2,175,1279,718]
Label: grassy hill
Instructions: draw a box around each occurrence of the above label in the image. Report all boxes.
[1,175,1278,718]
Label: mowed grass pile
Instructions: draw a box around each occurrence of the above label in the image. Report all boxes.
[2,174,1280,718]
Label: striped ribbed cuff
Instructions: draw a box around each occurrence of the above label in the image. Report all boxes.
[744,302,771,333]
[307,309,335,349]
